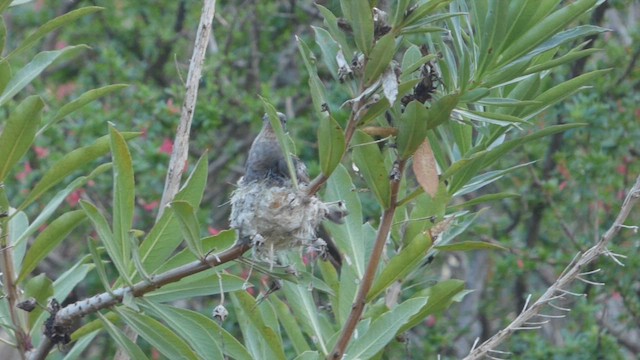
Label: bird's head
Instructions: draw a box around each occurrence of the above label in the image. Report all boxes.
[262,112,287,132]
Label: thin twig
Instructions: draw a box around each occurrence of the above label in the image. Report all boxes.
[464,175,640,359]
[157,0,217,220]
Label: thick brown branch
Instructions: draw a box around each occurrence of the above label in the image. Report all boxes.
[28,242,250,360]
[330,160,406,358]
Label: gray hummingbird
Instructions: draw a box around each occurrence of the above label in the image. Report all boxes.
[242,112,309,186]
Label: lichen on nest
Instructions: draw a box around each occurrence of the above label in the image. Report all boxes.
[229,179,335,262]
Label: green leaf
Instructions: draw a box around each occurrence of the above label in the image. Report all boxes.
[316,5,352,59]
[7,7,103,60]
[400,279,465,332]
[397,100,429,159]
[87,237,112,292]
[401,0,452,28]
[53,259,94,302]
[435,241,507,252]
[138,153,208,274]
[318,114,345,176]
[144,303,252,360]
[170,200,204,258]
[98,313,150,360]
[39,84,129,135]
[367,232,432,302]
[116,307,199,360]
[323,165,365,278]
[15,164,111,248]
[0,16,6,55]
[154,230,236,274]
[296,36,328,115]
[352,130,391,208]
[0,46,85,106]
[282,283,331,356]
[364,33,395,86]
[231,291,286,360]
[0,95,43,181]
[146,271,245,303]
[139,300,223,360]
[294,351,322,360]
[346,297,429,359]
[109,125,134,276]
[271,296,311,354]
[312,26,340,80]
[61,330,99,360]
[497,0,598,66]
[17,211,86,283]
[261,97,298,188]
[0,60,11,96]
[20,132,139,211]
[456,109,527,127]
[24,273,53,328]
[449,192,520,210]
[344,0,374,55]
[426,93,459,130]
[80,200,130,283]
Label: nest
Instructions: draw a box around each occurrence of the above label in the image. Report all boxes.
[229,180,330,262]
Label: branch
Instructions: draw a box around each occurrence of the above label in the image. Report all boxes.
[28,242,251,360]
[330,160,406,358]
[157,0,217,220]
[464,174,640,359]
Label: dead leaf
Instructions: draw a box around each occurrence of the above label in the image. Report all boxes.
[381,66,398,105]
[413,138,439,197]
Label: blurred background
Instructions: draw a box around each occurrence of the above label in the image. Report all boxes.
[4,0,639,358]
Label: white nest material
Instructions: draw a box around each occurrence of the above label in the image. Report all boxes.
[229,180,330,260]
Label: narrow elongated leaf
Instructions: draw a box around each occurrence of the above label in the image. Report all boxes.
[312,26,340,80]
[271,296,311,354]
[323,165,365,278]
[40,84,129,135]
[364,33,395,86]
[397,101,429,159]
[352,130,391,208]
[110,125,134,275]
[144,303,252,360]
[0,46,85,106]
[346,297,429,359]
[400,279,465,332]
[146,271,245,303]
[0,60,11,95]
[283,283,331,355]
[0,95,43,181]
[318,114,345,176]
[139,300,223,360]
[426,93,459,130]
[15,164,111,248]
[316,5,352,59]
[296,36,328,115]
[87,238,112,292]
[139,153,208,273]
[449,192,520,210]
[497,0,598,66]
[261,97,298,188]
[436,241,507,252]
[98,313,150,360]
[116,307,199,360]
[402,0,452,28]
[367,232,432,301]
[61,330,99,360]
[17,211,86,283]
[170,200,203,258]
[20,133,139,210]
[345,0,374,55]
[9,211,28,271]
[81,200,130,283]
[24,273,53,328]
[231,291,286,360]
[53,259,93,302]
[7,7,102,60]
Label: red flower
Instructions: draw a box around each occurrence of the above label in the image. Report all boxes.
[208,227,220,236]
[16,162,32,181]
[34,146,49,159]
[159,138,173,155]
[66,189,85,207]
